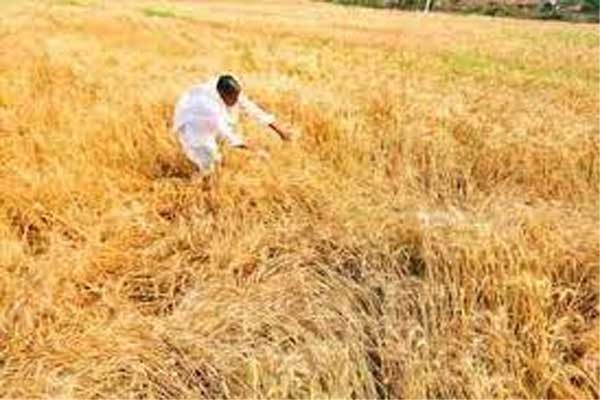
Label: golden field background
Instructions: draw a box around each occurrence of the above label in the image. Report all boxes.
[0,0,598,398]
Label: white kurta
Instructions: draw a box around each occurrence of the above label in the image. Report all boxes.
[173,76,276,172]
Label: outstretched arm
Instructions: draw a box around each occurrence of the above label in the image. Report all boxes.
[239,95,293,141]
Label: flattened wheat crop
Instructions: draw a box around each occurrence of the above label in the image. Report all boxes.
[0,0,598,398]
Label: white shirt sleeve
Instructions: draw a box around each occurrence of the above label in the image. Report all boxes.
[215,115,245,147]
[239,95,276,126]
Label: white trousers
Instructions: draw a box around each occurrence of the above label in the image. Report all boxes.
[176,123,222,175]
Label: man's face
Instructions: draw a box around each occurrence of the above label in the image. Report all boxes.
[221,90,240,107]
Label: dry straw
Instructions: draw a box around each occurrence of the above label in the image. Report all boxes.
[0,0,598,398]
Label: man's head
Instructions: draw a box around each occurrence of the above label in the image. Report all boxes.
[217,74,241,107]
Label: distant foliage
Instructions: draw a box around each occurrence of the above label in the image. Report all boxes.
[327,0,599,20]
[331,0,428,9]
[582,0,599,11]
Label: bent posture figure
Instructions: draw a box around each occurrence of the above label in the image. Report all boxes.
[173,74,291,175]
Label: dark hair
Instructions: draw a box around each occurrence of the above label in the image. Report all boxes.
[216,75,241,96]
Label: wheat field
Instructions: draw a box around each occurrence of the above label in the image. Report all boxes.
[0,0,598,398]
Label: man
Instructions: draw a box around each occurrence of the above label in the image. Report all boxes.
[173,74,292,176]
